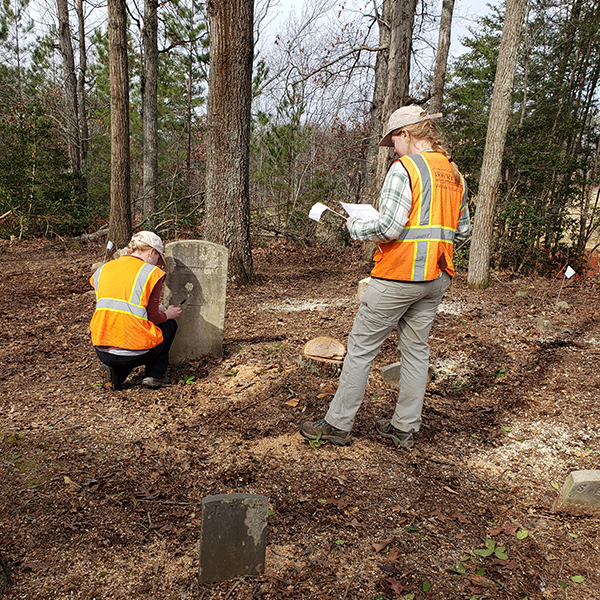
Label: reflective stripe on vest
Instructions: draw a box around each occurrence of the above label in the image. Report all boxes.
[371,152,465,282]
[90,256,164,350]
[92,262,156,320]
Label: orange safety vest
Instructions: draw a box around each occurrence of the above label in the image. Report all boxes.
[371,152,468,282]
[90,256,165,350]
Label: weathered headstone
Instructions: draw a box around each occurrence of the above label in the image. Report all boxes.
[380,361,435,388]
[357,277,371,302]
[163,241,228,362]
[553,470,600,515]
[198,493,268,584]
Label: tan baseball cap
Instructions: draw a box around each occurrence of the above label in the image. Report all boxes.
[131,231,165,264]
[379,105,443,147]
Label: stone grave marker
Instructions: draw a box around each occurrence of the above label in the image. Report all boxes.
[553,470,600,514]
[198,493,268,584]
[357,277,371,302]
[163,240,228,362]
[380,361,435,388]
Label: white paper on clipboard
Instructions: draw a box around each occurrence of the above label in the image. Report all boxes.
[340,202,380,220]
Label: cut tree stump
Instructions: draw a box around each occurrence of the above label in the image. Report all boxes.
[298,337,345,378]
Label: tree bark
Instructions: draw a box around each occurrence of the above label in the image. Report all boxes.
[374,0,417,202]
[142,0,159,222]
[429,0,455,114]
[204,0,254,283]
[467,0,529,289]
[56,0,81,173]
[107,0,132,248]
[76,0,89,172]
[364,0,392,202]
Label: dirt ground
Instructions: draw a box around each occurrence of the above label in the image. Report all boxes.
[1,237,599,600]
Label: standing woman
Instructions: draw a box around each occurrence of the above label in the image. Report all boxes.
[90,231,182,390]
[301,105,470,448]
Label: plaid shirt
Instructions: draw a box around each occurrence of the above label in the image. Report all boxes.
[348,158,470,244]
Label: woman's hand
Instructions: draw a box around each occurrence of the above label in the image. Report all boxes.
[165,304,182,320]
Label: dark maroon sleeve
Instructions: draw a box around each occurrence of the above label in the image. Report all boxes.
[147,275,167,325]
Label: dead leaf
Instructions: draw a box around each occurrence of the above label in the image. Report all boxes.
[284,398,300,407]
[503,523,519,536]
[372,537,394,553]
[455,532,467,540]
[388,547,401,563]
[386,578,405,595]
[317,392,330,398]
[63,476,81,492]
[467,575,496,588]
[327,497,349,508]
[452,512,471,524]
[488,526,503,536]
[135,486,160,500]
[429,509,451,522]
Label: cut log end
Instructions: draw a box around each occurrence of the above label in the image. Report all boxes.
[299,337,346,378]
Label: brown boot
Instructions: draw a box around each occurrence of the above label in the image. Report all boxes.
[300,418,351,446]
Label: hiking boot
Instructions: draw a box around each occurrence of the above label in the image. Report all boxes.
[375,418,414,448]
[99,363,122,391]
[142,376,170,389]
[300,418,351,446]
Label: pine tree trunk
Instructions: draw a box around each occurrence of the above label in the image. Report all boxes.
[56,0,81,173]
[76,0,89,173]
[374,0,417,202]
[364,0,392,203]
[107,0,132,248]
[204,0,254,284]
[467,0,528,289]
[429,0,455,114]
[142,0,159,223]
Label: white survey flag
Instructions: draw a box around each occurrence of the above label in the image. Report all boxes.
[565,265,576,279]
[308,202,330,222]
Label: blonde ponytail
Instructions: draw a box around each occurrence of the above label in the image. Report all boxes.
[403,120,462,185]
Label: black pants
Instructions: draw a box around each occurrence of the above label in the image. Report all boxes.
[96,320,178,384]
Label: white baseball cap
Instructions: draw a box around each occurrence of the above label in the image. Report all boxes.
[131,231,165,263]
[379,105,443,147]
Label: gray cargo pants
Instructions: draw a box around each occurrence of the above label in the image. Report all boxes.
[325,272,451,433]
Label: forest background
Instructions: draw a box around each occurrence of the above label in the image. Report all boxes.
[1,0,599,280]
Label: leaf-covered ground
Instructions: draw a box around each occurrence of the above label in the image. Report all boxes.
[1,238,599,600]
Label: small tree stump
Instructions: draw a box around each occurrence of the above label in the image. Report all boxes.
[298,337,345,378]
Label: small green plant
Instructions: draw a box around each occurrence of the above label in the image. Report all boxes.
[473,539,508,559]
[422,580,431,592]
[179,376,195,385]
[225,369,238,377]
[495,368,506,377]
[516,529,528,540]
[304,430,324,449]
[452,380,471,389]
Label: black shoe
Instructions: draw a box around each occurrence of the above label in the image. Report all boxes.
[375,418,414,448]
[99,363,122,391]
[300,418,352,446]
[142,376,170,389]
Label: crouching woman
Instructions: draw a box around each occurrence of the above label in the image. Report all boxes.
[90,231,181,390]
